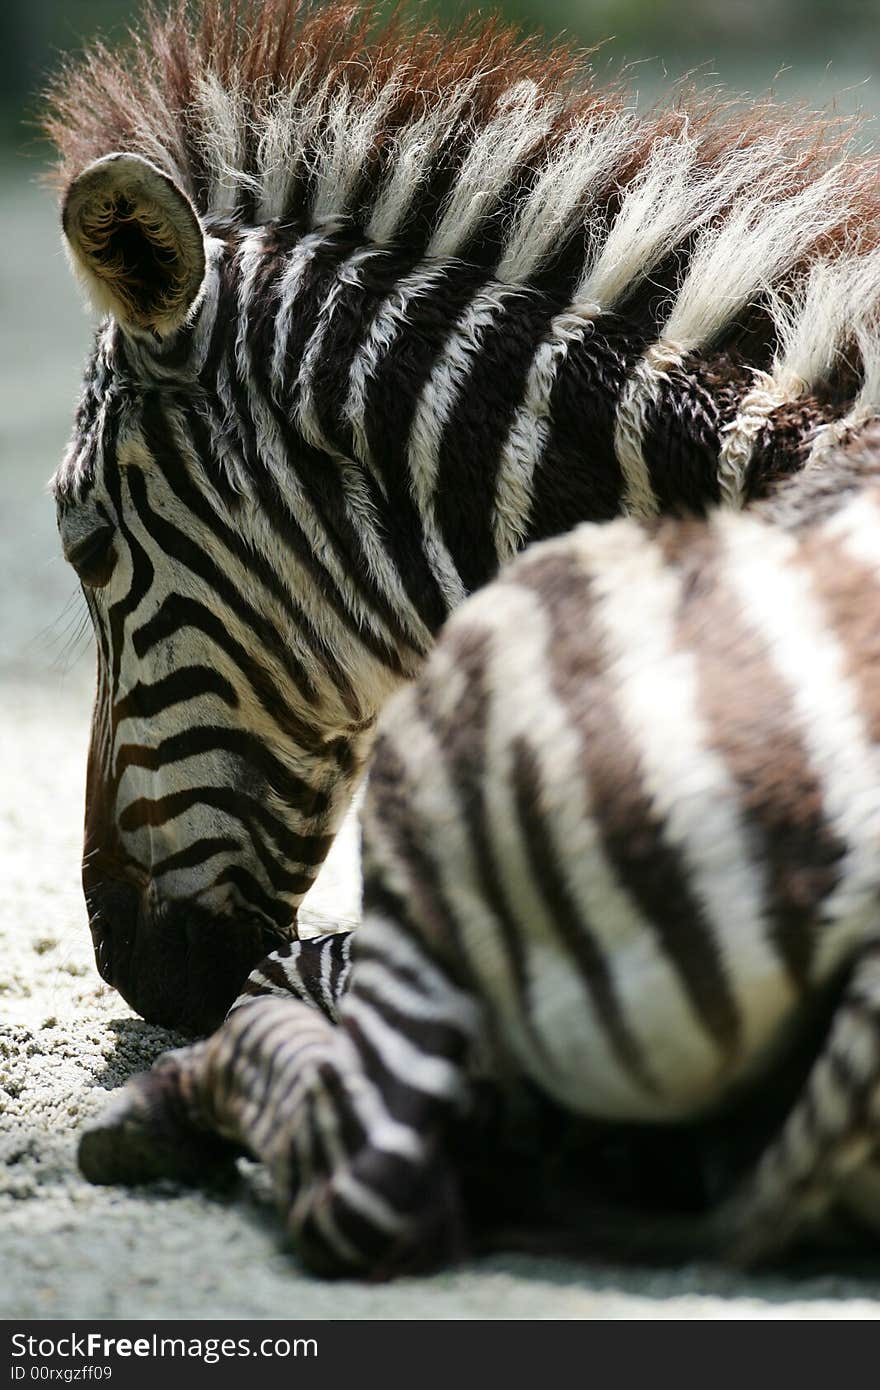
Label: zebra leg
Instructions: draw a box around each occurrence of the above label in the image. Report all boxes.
[79,931,354,1184]
[716,940,880,1263]
[231,931,354,1022]
[78,931,354,1186]
[80,916,482,1277]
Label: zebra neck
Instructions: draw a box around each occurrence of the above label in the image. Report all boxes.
[187,224,872,670]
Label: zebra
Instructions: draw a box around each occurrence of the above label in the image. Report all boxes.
[46,0,880,1273]
[44,0,880,1267]
[79,423,880,1274]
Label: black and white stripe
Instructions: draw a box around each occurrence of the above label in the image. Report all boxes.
[56,99,880,1027]
[49,0,880,1263]
[80,437,880,1271]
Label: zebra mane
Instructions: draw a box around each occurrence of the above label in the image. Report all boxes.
[43,1,880,373]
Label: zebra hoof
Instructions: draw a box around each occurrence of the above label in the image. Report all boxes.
[78,1070,238,1187]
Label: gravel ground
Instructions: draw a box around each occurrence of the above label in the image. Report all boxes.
[4,165,880,1320]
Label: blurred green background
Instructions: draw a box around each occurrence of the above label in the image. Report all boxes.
[1,0,879,685]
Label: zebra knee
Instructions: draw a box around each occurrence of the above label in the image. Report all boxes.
[288,1128,467,1279]
[277,1003,475,1277]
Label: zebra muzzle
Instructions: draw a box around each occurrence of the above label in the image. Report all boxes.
[85,871,288,1035]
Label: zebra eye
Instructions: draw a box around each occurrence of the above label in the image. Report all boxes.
[66,524,116,588]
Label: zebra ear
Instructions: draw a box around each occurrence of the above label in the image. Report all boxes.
[61,153,206,336]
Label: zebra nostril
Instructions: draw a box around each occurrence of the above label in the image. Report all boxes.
[86,874,142,994]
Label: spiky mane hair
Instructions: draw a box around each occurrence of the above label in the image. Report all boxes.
[43,1,599,222]
[42,0,880,392]
[42,1,874,238]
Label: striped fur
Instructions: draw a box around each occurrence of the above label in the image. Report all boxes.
[81,427,880,1273]
[46,1,880,1269]
[48,1,880,1033]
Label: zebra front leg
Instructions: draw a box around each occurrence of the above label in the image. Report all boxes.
[79,932,354,1186]
[716,940,880,1263]
[80,921,481,1277]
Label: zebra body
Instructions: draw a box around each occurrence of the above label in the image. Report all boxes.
[46,1,880,1269]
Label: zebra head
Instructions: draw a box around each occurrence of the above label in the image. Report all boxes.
[54,154,400,1033]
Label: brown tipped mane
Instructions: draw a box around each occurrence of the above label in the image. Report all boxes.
[41,0,880,256]
[43,1,589,219]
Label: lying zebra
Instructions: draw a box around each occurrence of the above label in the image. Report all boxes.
[80,431,880,1273]
[45,0,880,1272]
